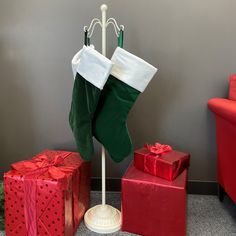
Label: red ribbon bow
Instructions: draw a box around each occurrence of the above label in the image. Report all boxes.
[141,143,173,177]
[11,152,73,180]
[11,151,73,236]
[145,142,172,156]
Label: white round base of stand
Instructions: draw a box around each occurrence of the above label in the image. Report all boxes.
[84,204,121,234]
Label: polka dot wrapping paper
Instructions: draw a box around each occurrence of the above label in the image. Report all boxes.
[3,150,91,236]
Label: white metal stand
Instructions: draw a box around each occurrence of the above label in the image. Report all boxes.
[84,4,122,234]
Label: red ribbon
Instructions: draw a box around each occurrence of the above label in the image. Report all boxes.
[144,143,172,156]
[143,143,172,176]
[11,151,73,236]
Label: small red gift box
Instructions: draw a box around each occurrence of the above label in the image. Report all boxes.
[122,162,187,236]
[4,150,91,236]
[134,144,190,181]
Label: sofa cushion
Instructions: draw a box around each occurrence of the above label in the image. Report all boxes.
[229,74,236,101]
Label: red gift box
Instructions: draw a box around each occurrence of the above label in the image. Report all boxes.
[134,145,190,181]
[122,163,187,236]
[4,150,91,236]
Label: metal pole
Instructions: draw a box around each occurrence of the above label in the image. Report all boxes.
[101,4,107,206]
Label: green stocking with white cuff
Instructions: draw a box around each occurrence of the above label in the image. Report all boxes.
[93,47,158,162]
[69,45,113,161]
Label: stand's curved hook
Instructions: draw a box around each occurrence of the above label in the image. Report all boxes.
[84,18,124,39]
[106,18,124,37]
[88,21,102,38]
[84,18,102,38]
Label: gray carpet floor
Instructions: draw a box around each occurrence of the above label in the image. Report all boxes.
[1,192,236,236]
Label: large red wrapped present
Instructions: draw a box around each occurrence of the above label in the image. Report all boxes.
[134,143,190,181]
[4,150,91,236]
[122,163,187,236]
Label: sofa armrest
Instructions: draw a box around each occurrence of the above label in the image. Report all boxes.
[208,98,236,124]
[229,74,236,101]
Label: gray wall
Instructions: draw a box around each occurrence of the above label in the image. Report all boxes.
[1,0,236,181]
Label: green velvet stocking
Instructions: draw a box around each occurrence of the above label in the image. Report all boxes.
[93,75,140,162]
[69,73,101,161]
[69,46,112,161]
[92,46,157,163]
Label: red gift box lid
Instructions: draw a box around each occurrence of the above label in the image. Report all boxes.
[5,150,85,180]
[135,148,190,166]
[123,162,187,189]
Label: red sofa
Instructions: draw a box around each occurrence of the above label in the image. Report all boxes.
[208,74,236,203]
